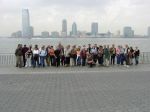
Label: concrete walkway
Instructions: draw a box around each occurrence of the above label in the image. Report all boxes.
[0,64,150,75]
[0,66,150,112]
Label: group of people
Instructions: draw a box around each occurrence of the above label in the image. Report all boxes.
[15,43,140,68]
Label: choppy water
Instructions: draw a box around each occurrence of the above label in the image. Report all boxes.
[0,37,150,53]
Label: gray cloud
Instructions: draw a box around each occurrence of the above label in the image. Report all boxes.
[0,0,150,36]
[23,0,112,8]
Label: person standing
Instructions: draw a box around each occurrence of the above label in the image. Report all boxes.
[33,45,40,68]
[124,45,130,67]
[93,44,99,64]
[39,46,47,67]
[129,47,134,65]
[116,45,121,65]
[54,46,61,67]
[110,44,116,65]
[98,45,104,66]
[80,45,87,66]
[134,47,140,65]
[22,45,29,67]
[46,45,51,66]
[49,46,55,66]
[103,45,110,67]
[15,44,23,68]
[64,45,71,67]
[120,46,125,65]
[25,45,33,67]
[76,47,81,66]
[70,45,77,66]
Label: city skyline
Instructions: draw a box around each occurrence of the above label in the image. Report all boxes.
[1,0,150,36]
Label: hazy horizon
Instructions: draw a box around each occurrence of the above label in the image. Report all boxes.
[0,0,150,36]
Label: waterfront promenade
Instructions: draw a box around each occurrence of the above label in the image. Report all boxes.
[0,64,150,112]
[0,64,150,75]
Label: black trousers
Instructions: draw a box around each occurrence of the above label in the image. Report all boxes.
[23,55,26,67]
[111,54,116,65]
[81,58,86,66]
[56,57,60,67]
[65,57,70,65]
[98,56,103,65]
[93,54,97,63]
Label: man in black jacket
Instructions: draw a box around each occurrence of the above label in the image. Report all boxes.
[22,45,29,67]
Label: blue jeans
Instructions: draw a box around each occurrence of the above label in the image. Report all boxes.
[40,56,45,67]
[76,56,81,66]
[120,54,125,65]
[135,56,139,65]
[117,55,121,65]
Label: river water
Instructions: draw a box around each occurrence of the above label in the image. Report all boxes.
[0,37,150,53]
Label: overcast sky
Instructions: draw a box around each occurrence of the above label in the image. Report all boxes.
[0,0,150,36]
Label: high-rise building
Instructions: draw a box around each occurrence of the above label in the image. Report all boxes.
[41,31,49,38]
[71,22,77,36]
[147,27,150,37]
[22,9,33,38]
[61,19,67,37]
[51,31,59,38]
[123,26,134,38]
[91,22,98,36]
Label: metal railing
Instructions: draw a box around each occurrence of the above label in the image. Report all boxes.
[140,52,150,64]
[0,52,150,65]
[0,53,16,65]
